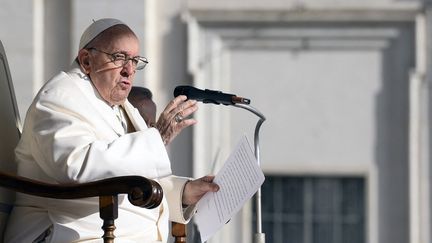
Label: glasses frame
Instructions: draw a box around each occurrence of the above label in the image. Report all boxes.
[87,47,148,70]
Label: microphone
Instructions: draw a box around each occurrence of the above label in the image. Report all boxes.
[173,85,251,105]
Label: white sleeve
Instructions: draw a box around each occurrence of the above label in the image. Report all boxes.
[159,176,196,223]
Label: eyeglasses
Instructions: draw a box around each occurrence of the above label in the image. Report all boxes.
[87,47,148,70]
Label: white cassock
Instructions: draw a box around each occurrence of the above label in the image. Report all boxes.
[4,62,194,243]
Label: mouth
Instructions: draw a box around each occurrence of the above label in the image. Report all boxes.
[119,79,131,89]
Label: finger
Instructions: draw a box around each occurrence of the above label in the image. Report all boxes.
[173,101,198,126]
[182,99,198,109]
[201,175,215,182]
[158,95,187,123]
[176,103,198,120]
[170,120,197,140]
[171,99,197,117]
[165,95,188,114]
[203,181,219,192]
[199,175,219,192]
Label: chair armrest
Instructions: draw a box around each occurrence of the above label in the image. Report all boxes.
[0,171,163,209]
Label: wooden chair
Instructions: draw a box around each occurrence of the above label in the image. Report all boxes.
[172,221,187,243]
[0,40,164,243]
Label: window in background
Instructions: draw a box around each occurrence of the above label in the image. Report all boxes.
[254,176,365,243]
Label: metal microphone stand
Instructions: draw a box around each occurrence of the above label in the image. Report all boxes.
[233,103,266,243]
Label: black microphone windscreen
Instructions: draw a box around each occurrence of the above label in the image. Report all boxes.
[173,85,250,105]
[173,85,191,97]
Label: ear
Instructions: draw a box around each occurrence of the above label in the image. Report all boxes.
[78,49,91,74]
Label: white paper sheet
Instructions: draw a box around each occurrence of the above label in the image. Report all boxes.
[195,136,265,242]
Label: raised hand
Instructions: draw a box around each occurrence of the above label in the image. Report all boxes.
[155,95,198,145]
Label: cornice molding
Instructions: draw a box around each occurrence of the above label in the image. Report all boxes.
[186,7,422,23]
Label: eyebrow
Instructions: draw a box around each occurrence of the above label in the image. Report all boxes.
[113,51,140,58]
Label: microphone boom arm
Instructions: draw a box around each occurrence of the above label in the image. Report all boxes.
[233,103,266,243]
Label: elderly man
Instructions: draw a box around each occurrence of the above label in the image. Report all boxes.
[5,18,218,243]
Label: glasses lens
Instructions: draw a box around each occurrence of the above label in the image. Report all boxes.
[111,53,127,67]
[135,58,148,70]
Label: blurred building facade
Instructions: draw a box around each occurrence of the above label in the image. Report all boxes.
[0,0,431,243]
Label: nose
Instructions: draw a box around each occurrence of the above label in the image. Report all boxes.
[120,59,135,76]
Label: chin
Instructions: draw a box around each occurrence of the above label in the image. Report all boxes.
[109,88,130,104]
[110,96,128,106]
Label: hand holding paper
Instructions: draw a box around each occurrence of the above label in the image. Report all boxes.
[195,136,265,242]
